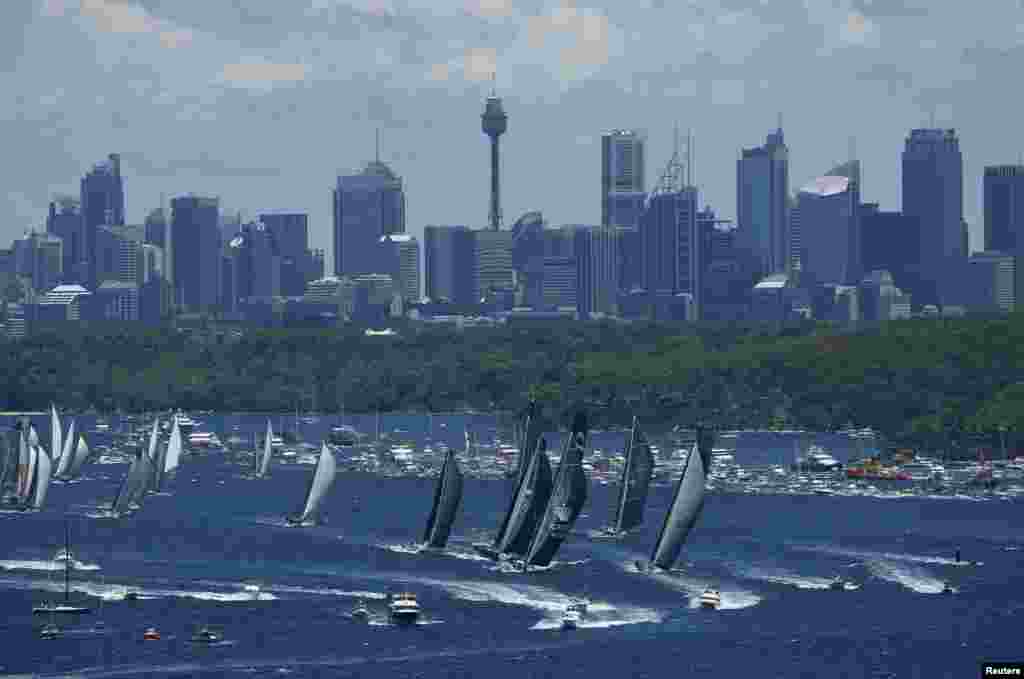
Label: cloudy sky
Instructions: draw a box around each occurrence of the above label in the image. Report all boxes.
[3,0,1023,259]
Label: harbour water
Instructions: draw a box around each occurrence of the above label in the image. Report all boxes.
[0,413,1021,677]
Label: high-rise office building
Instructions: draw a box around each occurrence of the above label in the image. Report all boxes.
[794,160,861,286]
[95,224,144,287]
[332,160,406,277]
[858,270,912,321]
[964,251,1015,312]
[379,234,421,302]
[80,153,124,287]
[574,225,619,317]
[602,130,646,292]
[472,229,513,302]
[901,128,964,307]
[983,165,1024,308]
[641,188,700,300]
[13,232,63,294]
[259,212,317,297]
[224,222,281,308]
[46,197,85,284]
[424,225,474,305]
[602,130,645,225]
[170,195,221,312]
[737,126,789,278]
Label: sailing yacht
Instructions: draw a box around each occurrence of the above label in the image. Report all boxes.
[420,446,464,551]
[596,417,655,539]
[247,419,274,479]
[521,412,590,571]
[636,427,715,574]
[286,442,337,526]
[109,451,152,517]
[18,427,53,512]
[472,402,551,561]
[34,519,91,615]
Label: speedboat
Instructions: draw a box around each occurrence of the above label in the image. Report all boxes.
[39,623,61,639]
[143,627,161,640]
[351,599,370,621]
[561,608,581,630]
[388,592,420,625]
[699,589,721,610]
[190,626,223,643]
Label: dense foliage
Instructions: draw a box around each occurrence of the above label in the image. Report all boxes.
[3,315,1023,450]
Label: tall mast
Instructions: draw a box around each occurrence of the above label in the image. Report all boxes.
[64,517,70,602]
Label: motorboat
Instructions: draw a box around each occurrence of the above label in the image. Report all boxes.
[829,576,851,591]
[39,623,61,639]
[941,582,954,595]
[561,608,581,630]
[351,599,370,621]
[143,627,161,640]
[190,626,224,643]
[243,584,261,598]
[388,592,420,625]
[699,589,721,610]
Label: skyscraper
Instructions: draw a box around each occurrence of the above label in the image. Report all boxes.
[602,130,646,292]
[424,225,474,305]
[170,195,221,312]
[260,212,316,297]
[901,128,964,307]
[472,229,513,301]
[332,159,405,277]
[794,161,861,285]
[641,188,700,301]
[574,225,619,317]
[46,196,85,284]
[737,126,789,278]
[482,90,508,230]
[983,164,1024,306]
[379,234,421,302]
[80,153,124,288]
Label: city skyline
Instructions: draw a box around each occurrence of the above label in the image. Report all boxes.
[5,1,1024,262]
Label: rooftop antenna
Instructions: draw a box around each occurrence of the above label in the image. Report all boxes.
[688,128,694,187]
[375,128,380,163]
[928,106,935,128]
[490,70,496,97]
[777,111,783,132]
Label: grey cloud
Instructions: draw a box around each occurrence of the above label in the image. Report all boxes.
[134,0,432,47]
[119,150,282,178]
[853,64,915,93]
[851,0,930,18]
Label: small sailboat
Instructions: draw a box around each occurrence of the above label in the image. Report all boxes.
[388,592,420,625]
[34,518,91,615]
[596,417,654,539]
[420,446,464,551]
[286,442,336,526]
[252,420,273,479]
[56,434,90,482]
[52,419,76,481]
[143,627,161,640]
[109,451,151,517]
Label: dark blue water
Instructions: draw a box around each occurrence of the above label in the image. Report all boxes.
[0,415,1020,678]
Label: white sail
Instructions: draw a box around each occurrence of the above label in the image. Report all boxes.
[66,436,90,478]
[259,419,273,477]
[22,439,39,503]
[298,443,337,523]
[28,425,39,448]
[16,429,31,498]
[164,417,182,473]
[30,447,52,509]
[55,420,76,478]
[146,420,160,462]
[50,405,62,475]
